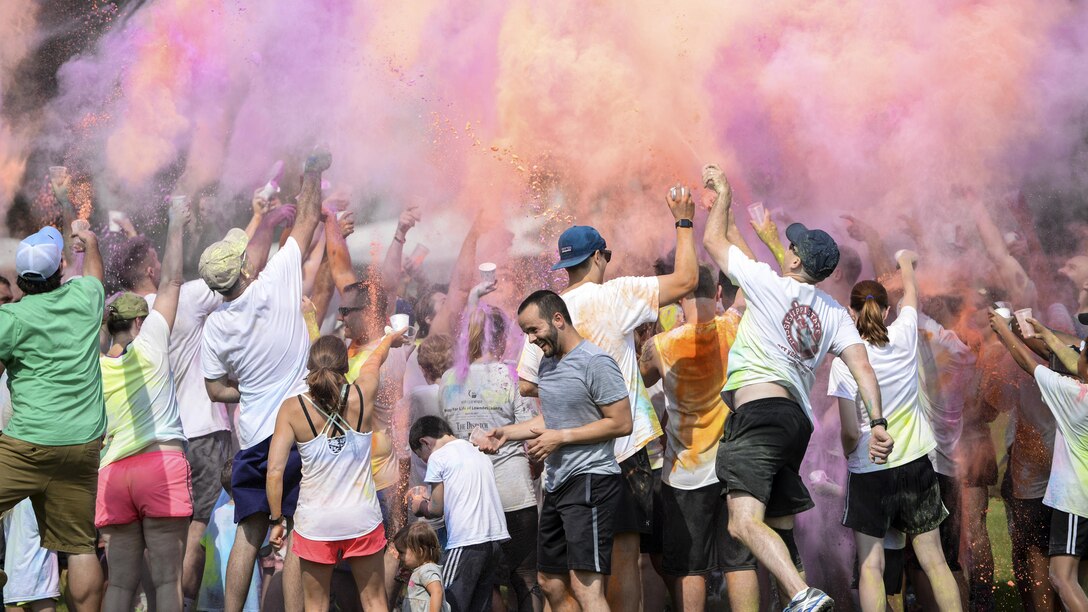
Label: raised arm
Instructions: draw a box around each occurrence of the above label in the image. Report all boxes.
[382,207,420,292]
[247,205,297,274]
[658,186,699,306]
[244,190,271,239]
[428,217,483,336]
[838,343,891,463]
[1026,316,1080,375]
[639,337,663,389]
[356,331,406,432]
[70,221,103,282]
[896,250,919,312]
[970,198,1035,307]
[290,149,331,254]
[323,204,357,292]
[843,215,895,280]
[989,310,1042,375]
[152,197,191,329]
[751,209,786,271]
[702,164,755,275]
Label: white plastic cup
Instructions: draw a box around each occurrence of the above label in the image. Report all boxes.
[390,313,410,332]
[48,166,68,182]
[469,426,487,446]
[408,244,429,269]
[748,202,765,222]
[256,182,277,201]
[994,307,1012,319]
[479,262,497,283]
[170,195,188,207]
[108,211,125,232]
[1014,308,1035,338]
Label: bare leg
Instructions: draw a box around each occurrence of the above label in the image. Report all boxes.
[102,523,145,612]
[725,570,760,612]
[605,533,642,612]
[538,572,579,612]
[640,554,666,612]
[570,570,608,612]
[348,551,388,611]
[298,558,333,612]
[1050,556,1088,612]
[142,517,189,612]
[383,547,400,603]
[726,493,806,598]
[225,515,265,612]
[854,532,886,612]
[282,532,304,612]
[670,575,706,612]
[960,486,993,607]
[911,529,962,611]
[181,520,208,602]
[1025,546,1055,612]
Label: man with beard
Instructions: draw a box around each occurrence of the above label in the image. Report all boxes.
[487,290,632,612]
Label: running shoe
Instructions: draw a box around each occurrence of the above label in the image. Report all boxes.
[784,587,834,611]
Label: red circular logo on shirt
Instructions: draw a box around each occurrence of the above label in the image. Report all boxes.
[782,300,823,360]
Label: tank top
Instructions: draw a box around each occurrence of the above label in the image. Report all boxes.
[293,386,384,541]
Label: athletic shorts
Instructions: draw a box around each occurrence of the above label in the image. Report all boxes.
[231,435,303,523]
[96,449,193,528]
[907,472,961,572]
[187,430,232,523]
[444,541,501,612]
[0,435,101,555]
[292,524,386,565]
[716,398,814,518]
[494,506,538,587]
[639,468,664,554]
[661,481,755,575]
[615,447,653,534]
[538,473,621,575]
[1048,509,1088,558]
[843,456,948,538]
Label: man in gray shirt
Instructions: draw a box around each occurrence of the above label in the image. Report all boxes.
[485,289,631,612]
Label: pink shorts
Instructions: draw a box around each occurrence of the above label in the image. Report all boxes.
[293,524,387,565]
[95,450,193,528]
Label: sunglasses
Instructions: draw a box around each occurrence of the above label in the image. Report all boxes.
[599,249,612,263]
[338,306,364,317]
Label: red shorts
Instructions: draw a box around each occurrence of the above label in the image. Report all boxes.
[292,524,387,565]
[95,449,193,528]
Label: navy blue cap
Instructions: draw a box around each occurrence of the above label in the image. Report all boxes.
[552,226,607,271]
[785,223,840,281]
[1078,312,1088,326]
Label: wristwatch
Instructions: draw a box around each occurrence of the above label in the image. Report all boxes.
[675,219,694,229]
[869,418,888,429]
[268,514,283,524]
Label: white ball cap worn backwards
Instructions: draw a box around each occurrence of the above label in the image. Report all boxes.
[16,226,64,280]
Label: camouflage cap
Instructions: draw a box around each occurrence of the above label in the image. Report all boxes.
[107,292,149,322]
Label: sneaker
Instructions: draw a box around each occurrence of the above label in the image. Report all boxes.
[784,587,834,612]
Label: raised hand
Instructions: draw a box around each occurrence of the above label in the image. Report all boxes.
[337,210,356,237]
[841,214,876,243]
[894,249,919,268]
[665,183,696,222]
[397,206,422,237]
[70,219,94,253]
[267,204,297,228]
[702,164,730,198]
[304,145,332,173]
[750,207,779,244]
[251,189,272,217]
[168,195,192,225]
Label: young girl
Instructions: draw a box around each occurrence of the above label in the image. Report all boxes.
[827,250,962,611]
[397,522,450,612]
[266,332,401,612]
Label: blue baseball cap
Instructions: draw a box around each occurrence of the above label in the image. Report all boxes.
[552,226,607,270]
[16,226,64,280]
[785,223,840,281]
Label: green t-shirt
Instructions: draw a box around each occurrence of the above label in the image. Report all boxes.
[0,276,106,445]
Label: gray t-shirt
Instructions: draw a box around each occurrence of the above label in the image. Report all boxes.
[538,341,627,492]
[402,562,449,612]
[439,362,538,511]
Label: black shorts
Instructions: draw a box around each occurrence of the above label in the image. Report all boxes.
[495,506,538,586]
[660,481,755,575]
[843,456,948,538]
[716,398,814,518]
[639,468,664,554]
[539,473,621,575]
[1048,509,1088,558]
[187,430,232,522]
[231,436,302,523]
[906,472,962,572]
[615,448,653,534]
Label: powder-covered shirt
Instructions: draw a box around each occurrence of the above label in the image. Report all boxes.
[347,343,412,491]
[1034,365,1088,518]
[916,312,975,476]
[99,310,186,466]
[654,312,739,489]
[537,341,628,492]
[425,439,509,549]
[828,307,935,472]
[201,238,309,449]
[402,562,449,612]
[145,281,229,439]
[723,246,863,423]
[518,277,663,462]
[439,362,537,512]
[0,276,106,446]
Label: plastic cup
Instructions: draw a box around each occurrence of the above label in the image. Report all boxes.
[108,211,125,232]
[390,313,410,332]
[748,202,765,222]
[170,195,187,207]
[478,262,497,283]
[469,426,487,446]
[48,166,67,182]
[408,244,429,268]
[256,182,276,201]
[1014,308,1035,338]
[994,307,1012,319]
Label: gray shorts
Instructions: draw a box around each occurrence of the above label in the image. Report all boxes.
[186,430,232,522]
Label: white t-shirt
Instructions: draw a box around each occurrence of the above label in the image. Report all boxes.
[518,277,663,462]
[724,246,863,422]
[424,439,509,549]
[201,238,309,449]
[1034,365,1088,518]
[828,307,935,472]
[146,281,230,439]
[916,312,975,476]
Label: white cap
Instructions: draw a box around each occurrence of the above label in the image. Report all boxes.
[16,226,64,280]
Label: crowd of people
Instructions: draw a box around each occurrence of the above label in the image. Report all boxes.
[0,150,1086,612]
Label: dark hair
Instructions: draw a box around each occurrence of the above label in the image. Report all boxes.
[409,415,454,451]
[0,275,10,288]
[517,289,572,324]
[343,279,388,317]
[306,336,350,417]
[106,316,145,335]
[16,269,63,295]
[653,250,676,276]
[694,265,717,299]
[468,305,507,363]
[417,334,454,383]
[850,280,889,347]
[394,522,441,565]
[718,271,739,305]
[413,285,447,339]
[837,245,863,286]
[567,255,595,276]
[113,236,156,291]
[220,458,233,494]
